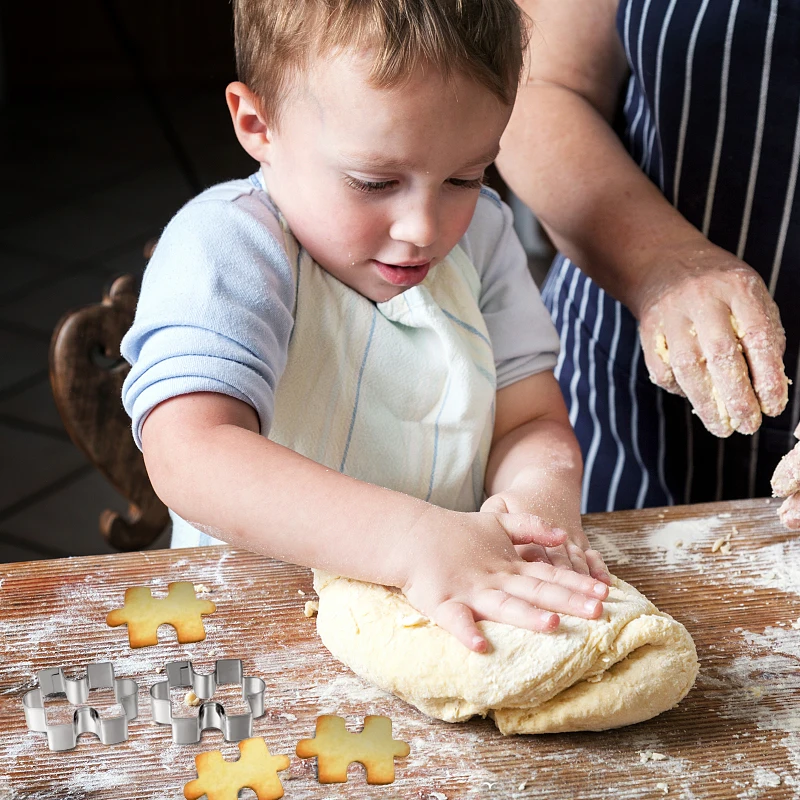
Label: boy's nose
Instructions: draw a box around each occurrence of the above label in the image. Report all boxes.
[389,199,439,248]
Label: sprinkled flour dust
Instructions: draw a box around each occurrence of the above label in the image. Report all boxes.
[5,526,800,799]
[591,533,632,566]
[646,516,727,565]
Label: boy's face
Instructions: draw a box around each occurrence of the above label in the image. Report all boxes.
[257,52,512,303]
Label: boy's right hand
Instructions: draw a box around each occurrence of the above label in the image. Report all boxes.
[398,506,609,653]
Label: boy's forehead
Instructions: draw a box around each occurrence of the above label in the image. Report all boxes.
[302,47,498,111]
[281,49,512,168]
[337,144,502,172]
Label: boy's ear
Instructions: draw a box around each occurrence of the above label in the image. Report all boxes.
[226,82,273,164]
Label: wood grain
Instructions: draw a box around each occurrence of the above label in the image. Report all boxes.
[49,274,168,551]
[1,498,799,799]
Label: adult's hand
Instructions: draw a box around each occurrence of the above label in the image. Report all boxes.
[771,424,800,529]
[637,238,788,438]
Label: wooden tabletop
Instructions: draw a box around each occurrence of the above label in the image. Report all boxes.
[1,497,800,800]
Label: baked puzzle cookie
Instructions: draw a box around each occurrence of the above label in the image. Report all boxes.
[106,581,216,648]
[183,738,290,800]
[296,715,409,784]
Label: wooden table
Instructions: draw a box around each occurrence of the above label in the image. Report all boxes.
[1,498,800,799]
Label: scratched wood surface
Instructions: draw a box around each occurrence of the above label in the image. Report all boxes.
[1,497,800,800]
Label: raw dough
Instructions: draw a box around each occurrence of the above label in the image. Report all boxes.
[313,571,698,734]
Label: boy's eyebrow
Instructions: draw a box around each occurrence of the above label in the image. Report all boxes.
[341,145,501,172]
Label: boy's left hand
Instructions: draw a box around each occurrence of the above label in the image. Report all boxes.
[481,492,611,584]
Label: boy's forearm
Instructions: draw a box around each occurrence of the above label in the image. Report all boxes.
[485,418,583,534]
[141,395,431,588]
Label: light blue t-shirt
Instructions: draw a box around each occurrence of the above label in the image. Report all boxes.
[122,174,560,450]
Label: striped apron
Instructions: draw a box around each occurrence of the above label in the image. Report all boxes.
[544,0,800,512]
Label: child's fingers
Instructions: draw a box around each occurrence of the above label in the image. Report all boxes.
[494,578,603,620]
[585,549,612,583]
[514,543,549,563]
[497,513,568,547]
[565,542,591,576]
[523,560,609,600]
[541,544,573,572]
[480,494,509,514]
[471,589,560,632]
[433,599,488,652]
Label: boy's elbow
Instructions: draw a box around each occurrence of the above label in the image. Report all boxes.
[140,391,260,510]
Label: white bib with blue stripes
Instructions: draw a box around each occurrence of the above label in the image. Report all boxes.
[270,218,496,512]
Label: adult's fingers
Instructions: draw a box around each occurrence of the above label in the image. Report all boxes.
[692,300,761,434]
[730,281,788,418]
[640,322,682,395]
[661,316,734,437]
[778,494,800,530]
[771,442,800,497]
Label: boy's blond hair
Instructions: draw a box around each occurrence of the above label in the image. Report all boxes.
[234,0,529,125]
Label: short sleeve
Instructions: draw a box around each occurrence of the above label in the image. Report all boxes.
[461,188,560,389]
[121,181,296,449]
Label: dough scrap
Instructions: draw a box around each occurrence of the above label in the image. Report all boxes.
[313,571,698,735]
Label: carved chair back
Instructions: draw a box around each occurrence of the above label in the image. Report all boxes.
[49,273,168,551]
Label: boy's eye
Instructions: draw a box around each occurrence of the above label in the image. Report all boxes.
[346,177,394,193]
[448,177,484,190]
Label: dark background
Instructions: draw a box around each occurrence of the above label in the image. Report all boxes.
[0,0,547,564]
[0,0,253,563]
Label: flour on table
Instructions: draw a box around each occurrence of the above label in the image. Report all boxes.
[646,516,726,565]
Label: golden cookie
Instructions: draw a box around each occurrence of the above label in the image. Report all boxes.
[106,581,216,648]
[184,738,289,800]
[296,715,409,785]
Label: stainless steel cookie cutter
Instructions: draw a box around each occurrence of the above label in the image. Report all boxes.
[22,662,139,751]
[150,659,266,744]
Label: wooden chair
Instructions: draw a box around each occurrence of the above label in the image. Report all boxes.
[49,271,169,551]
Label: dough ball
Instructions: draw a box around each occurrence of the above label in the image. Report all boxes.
[313,571,698,734]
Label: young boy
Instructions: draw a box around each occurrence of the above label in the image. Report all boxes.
[121,0,610,654]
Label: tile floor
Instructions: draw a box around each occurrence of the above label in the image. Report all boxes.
[0,88,553,564]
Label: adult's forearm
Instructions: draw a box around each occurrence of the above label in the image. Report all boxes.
[498,83,702,316]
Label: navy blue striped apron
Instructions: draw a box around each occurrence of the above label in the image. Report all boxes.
[543,0,800,512]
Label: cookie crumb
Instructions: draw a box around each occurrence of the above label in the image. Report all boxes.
[304,600,319,617]
[184,690,202,707]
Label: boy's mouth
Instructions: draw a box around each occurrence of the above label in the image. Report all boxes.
[372,259,432,287]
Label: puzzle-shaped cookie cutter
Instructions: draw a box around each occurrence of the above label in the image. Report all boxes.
[22,662,139,751]
[150,659,266,744]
